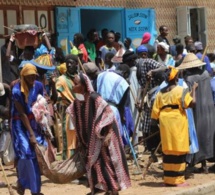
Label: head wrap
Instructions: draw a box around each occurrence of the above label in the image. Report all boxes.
[79,72,94,93]
[20,63,37,103]
[141,32,151,44]
[165,66,178,82]
[83,62,99,75]
[158,42,169,52]
[57,63,67,75]
[194,41,203,51]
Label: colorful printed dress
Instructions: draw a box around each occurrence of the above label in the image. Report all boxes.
[11,81,47,194]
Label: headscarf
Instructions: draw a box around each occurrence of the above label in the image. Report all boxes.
[158,42,169,53]
[57,63,67,75]
[141,32,151,44]
[83,62,99,75]
[79,72,94,93]
[20,63,37,103]
[165,66,178,82]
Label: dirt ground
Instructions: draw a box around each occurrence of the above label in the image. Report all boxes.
[1,152,215,195]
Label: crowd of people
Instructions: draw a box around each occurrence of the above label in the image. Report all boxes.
[0,24,215,195]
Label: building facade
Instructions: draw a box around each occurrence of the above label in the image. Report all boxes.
[0,0,214,52]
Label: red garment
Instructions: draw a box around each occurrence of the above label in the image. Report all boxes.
[141,32,151,44]
[96,40,105,51]
[79,44,88,63]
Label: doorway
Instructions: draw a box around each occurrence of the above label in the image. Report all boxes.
[177,6,207,47]
[80,8,125,41]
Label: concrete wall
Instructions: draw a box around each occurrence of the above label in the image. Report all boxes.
[0,0,215,51]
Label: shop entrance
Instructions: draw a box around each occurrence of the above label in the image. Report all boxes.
[55,6,157,54]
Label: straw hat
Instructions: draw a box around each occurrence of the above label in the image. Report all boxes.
[177,53,206,70]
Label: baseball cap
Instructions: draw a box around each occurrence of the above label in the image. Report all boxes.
[136,45,148,53]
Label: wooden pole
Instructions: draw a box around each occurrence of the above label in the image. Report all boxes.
[78,57,86,74]
[201,45,208,61]
[69,41,86,74]
[0,159,15,195]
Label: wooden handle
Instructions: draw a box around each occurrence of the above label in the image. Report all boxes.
[201,45,208,61]
[78,57,86,74]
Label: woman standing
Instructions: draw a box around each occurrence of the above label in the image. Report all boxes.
[151,67,197,186]
[11,63,47,195]
[67,73,131,195]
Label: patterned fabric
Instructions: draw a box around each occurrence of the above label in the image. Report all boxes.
[11,81,47,193]
[67,74,131,193]
[34,44,55,59]
[136,58,162,133]
[56,74,76,159]
[136,58,161,89]
[56,74,75,106]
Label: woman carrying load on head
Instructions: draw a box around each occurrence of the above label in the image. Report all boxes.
[151,66,198,186]
[11,63,47,195]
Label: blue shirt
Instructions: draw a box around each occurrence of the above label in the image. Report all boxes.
[196,52,212,74]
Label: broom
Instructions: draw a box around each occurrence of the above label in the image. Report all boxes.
[0,158,15,195]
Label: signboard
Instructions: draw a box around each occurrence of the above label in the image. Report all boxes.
[125,9,157,48]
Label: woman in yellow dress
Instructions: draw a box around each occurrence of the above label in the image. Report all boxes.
[151,66,198,186]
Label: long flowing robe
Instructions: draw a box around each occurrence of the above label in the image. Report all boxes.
[67,87,131,192]
[11,81,47,193]
[97,71,129,141]
[184,69,215,164]
[151,85,192,185]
